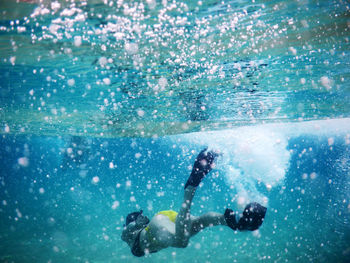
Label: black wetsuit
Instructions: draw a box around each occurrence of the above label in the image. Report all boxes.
[131,228,145,257]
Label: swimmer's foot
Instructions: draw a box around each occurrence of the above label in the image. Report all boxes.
[184,148,219,189]
[224,208,238,230]
[225,202,267,231]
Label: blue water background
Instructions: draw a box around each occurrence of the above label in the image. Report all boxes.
[1,120,350,262]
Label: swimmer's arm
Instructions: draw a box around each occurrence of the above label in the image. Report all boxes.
[121,224,141,245]
[121,228,129,242]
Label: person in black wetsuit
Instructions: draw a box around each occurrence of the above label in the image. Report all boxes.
[121,148,267,257]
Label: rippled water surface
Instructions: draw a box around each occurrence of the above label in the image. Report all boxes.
[1,0,349,136]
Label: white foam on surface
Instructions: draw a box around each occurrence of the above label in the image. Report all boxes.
[176,118,350,207]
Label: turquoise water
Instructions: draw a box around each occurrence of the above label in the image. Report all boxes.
[1,120,350,262]
[1,0,349,136]
[1,0,350,262]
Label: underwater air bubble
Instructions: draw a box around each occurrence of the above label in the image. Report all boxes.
[111,201,120,210]
[103,78,111,85]
[67,79,75,86]
[74,36,82,47]
[18,157,29,167]
[320,76,332,90]
[125,42,139,55]
[109,162,115,169]
[92,176,100,184]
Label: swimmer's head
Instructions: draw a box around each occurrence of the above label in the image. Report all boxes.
[124,210,149,228]
[121,210,149,246]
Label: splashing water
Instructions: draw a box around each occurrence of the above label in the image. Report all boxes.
[179,124,291,207]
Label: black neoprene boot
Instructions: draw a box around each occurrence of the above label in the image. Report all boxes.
[224,208,239,230]
[184,148,219,189]
[225,202,267,231]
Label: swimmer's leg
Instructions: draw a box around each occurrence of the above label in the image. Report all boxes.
[190,202,267,235]
[174,185,196,247]
[175,148,219,247]
[189,212,226,236]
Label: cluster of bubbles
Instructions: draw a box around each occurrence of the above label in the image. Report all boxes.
[3,0,349,137]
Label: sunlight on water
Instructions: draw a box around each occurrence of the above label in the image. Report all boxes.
[0,0,349,136]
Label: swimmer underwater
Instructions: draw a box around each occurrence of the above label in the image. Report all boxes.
[121,148,267,257]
